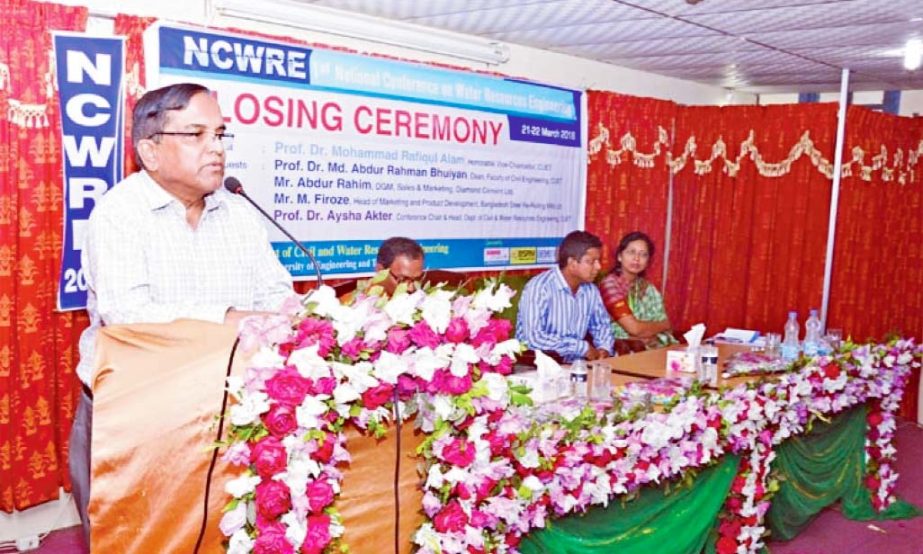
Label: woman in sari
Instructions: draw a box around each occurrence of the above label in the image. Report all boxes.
[598,231,676,349]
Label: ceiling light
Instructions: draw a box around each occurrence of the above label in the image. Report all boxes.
[212,0,510,65]
[904,38,922,70]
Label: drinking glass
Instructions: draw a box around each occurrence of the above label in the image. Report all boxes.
[764,332,782,358]
[825,328,843,350]
[590,361,612,401]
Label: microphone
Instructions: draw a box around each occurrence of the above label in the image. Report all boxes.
[224,176,324,285]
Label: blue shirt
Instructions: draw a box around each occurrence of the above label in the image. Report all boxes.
[515,267,615,362]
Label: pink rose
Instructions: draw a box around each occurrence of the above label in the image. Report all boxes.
[265,367,312,406]
[254,526,294,554]
[445,317,470,343]
[397,374,419,399]
[305,479,335,512]
[867,410,884,426]
[221,442,251,466]
[385,328,411,353]
[250,437,288,478]
[301,514,332,554]
[726,496,742,511]
[339,337,365,361]
[470,509,493,528]
[313,376,337,395]
[410,321,442,348]
[716,536,738,554]
[362,383,394,410]
[255,480,292,520]
[409,321,441,349]
[444,373,473,395]
[480,356,513,376]
[472,318,512,347]
[476,478,496,500]
[238,314,295,353]
[294,317,336,356]
[441,438,475,467]
[262,404,298,437]
[433,500,468,533]
[312,433,336,463]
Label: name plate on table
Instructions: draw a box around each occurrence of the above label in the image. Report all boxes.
[666,349,696,373]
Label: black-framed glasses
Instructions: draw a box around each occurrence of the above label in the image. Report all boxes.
[149,130,234,148]
[388,268,424,285]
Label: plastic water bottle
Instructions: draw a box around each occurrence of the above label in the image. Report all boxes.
[570,360,588,399]
[781,311,800,362]
[803,309,823,357]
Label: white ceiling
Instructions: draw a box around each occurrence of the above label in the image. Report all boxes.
[305,0,923,93]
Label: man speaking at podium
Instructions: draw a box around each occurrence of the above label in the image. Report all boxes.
[69,82,294,544]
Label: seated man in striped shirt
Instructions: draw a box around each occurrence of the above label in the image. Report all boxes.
[515,231,614,362]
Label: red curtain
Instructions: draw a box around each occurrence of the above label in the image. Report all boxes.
[585,91,677,288]
[665,103,838,335]
[829,107,923,342]
[0,0,87,511]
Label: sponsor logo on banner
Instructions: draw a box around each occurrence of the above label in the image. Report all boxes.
[54,33,125,310]
[536,247,556,264]
[483,247,510,265]
[510,247,537,265]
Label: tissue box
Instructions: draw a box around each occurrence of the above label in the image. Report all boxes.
[508,370,565,403]
[666,349,696,374]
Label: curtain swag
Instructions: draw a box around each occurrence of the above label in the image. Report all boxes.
[588,123,923,184]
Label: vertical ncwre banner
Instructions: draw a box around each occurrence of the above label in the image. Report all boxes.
[54,34,125,310]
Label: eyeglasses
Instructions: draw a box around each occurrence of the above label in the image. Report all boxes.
[389,269,424,285]
[149,130,235,148]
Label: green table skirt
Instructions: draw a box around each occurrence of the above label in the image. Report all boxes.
[767,405,919,541]
[520,455,741,554]
[521,405,919,553]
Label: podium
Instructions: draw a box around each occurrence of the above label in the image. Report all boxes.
[89,320,424,553]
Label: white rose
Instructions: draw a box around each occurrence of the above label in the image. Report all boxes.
[421,289,454,333]
[373,350,406,384]
[384,291,422,326]
[487,339,522,365]
[229,391,270,426]
[331,361,377,393]
[296,395,329,429]
[473,284,514,313]
[450,343,479,377]
[432,394,456,420]
[288,343,332,381]
[333,382,361,406]
[225,473,261,498]
[282,511,308,547]
[249,346,287,371]
[304,285,340,317]
[412,347,449,382]
[480,372,509,403]
[227,529,254,554]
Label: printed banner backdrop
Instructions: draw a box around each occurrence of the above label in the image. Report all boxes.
[53,33,125,310]
[142,23,584,279]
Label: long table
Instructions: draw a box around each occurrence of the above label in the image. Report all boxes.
[605,343,758,388]
[88,326,916,553]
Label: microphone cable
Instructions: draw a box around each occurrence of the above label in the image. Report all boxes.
[193,336,240,554]
[224,176,324,286]
[392,388,402,554]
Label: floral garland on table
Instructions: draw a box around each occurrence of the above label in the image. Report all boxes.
[219,272,920,554]
[858,341,917,511]
[414,341,919,554]
[713,340,920,554]
[220,280,523,553]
